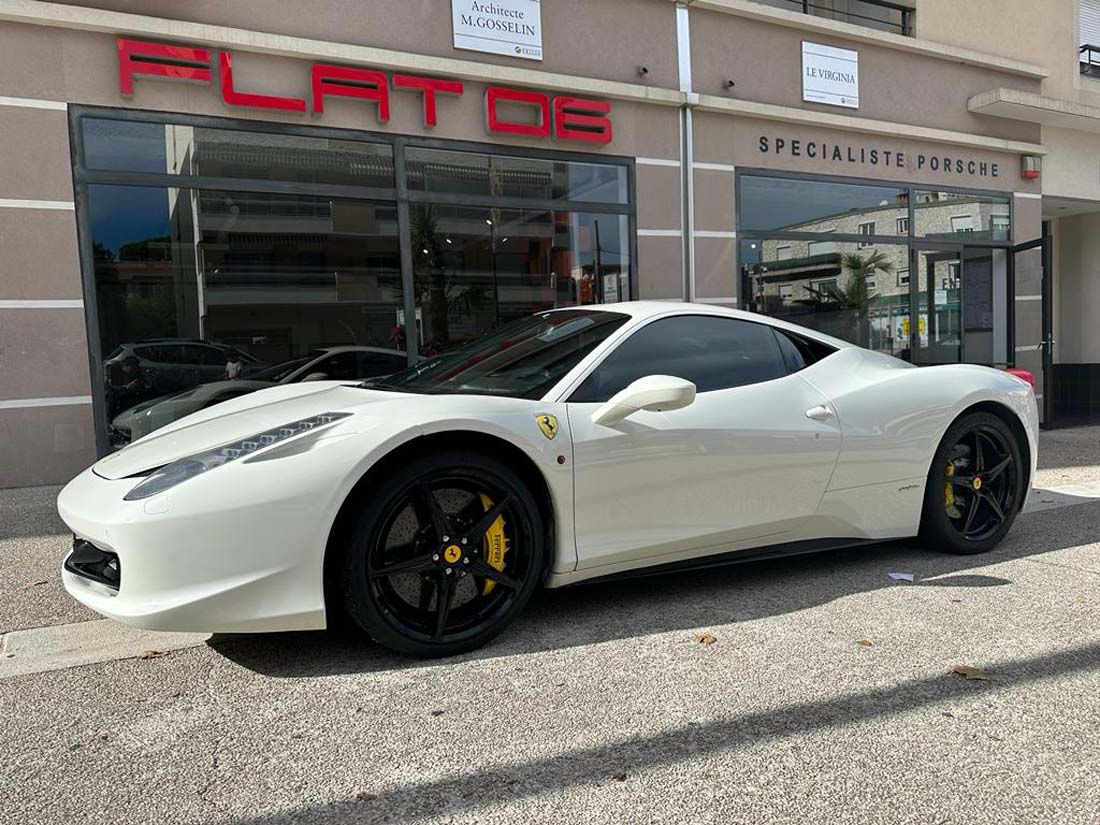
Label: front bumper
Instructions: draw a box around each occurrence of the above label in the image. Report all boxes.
[57,465,334,633]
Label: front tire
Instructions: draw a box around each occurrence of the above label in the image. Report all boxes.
[341,450,544,658]
[920,411,1025,555]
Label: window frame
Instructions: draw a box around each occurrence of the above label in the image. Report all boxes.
[69,105,637,457]
[857,220,875,248]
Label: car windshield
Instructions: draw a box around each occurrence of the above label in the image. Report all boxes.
[361,310,629,399]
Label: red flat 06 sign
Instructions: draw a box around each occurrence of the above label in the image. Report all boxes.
[117,38,612,144]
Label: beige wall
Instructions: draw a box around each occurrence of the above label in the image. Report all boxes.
[693,6,1042,143]
[0,101,97,488]
[917,0,1072,96]
[1038,126,1100,201]
[0,404,98,488]
[42,0,679,89]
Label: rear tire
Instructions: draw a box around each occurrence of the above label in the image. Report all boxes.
[341,450,544,658]
[920,411,1025,555]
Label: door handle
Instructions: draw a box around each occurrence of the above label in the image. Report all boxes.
[805,405,833,421]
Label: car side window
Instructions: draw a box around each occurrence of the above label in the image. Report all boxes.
[772,329,807,373]
[569,315,789,403]
[186,345,229,366]
[358,352,406,377]
[312,352,359,380]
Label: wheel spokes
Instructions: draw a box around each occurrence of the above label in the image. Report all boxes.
[962,493,982,533]
[433,573,458,640]
[985,455,1012,482]
[417,578,435,612]
[413,484,453,540]
[468,555,519,590]
[465,493,513,541]
[972,432,986,472]
[983,490,1006,522]
[369,549,436,579]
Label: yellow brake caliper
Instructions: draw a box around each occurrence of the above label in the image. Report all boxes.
[478,493,510,596]
[944,461,960,518]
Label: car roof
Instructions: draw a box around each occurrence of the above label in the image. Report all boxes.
[550,301,856,351]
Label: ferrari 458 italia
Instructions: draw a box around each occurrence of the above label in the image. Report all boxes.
[59,303,1038,657]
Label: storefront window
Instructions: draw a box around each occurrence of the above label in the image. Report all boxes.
[88,183,404,447]
[82,118,395,188]
[406,147,628,204]
[73,112,633,452]
[914,191,1012,241]
[739,174,909,236]
[409,205,629,356]
[741,237,912,360]
[738,173,1012,367]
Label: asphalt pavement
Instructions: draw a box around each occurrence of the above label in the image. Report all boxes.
[3,427,1100,824]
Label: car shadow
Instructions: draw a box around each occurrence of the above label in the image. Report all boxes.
[209,499,1099,678]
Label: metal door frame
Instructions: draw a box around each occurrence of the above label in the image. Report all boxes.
[1011,234,1053,427]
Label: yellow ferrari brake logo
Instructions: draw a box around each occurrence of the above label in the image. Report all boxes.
[536,413,559,440]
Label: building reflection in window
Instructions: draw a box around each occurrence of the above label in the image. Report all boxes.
[77,116,634,449]
[88,184,404,446]
[408,204,629,356]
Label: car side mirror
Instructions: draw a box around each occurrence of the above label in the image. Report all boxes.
[590,375,696,427]
[302,371,329,382]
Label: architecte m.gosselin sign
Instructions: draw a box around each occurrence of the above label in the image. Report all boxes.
[452,0,543,61]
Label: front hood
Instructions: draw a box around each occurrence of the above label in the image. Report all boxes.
[93,381,401,480]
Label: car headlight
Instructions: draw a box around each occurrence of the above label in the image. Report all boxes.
[123,412,352,501]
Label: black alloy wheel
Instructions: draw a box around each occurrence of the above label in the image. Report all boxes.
[342,450,544,658]
[921,411,1025,555]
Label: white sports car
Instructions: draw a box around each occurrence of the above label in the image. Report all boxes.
[59,303,1038,657]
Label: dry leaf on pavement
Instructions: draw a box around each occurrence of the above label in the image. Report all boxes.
[28,580,48,587]
[693,633,717,645]
[136,650,165,660]
[856,639,874,647]
[355,792,377,802]
[950,664,990,681]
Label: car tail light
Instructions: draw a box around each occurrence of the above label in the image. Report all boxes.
[1004,368,1035,392]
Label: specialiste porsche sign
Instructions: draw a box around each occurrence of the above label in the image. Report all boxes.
[115,37,610,144]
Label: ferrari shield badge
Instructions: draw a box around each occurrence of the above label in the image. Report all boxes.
[536,413,559,440]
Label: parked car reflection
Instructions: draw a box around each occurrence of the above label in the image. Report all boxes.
[108,346,407,447]
[104,339,262,418]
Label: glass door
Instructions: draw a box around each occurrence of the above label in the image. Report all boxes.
[961,247,1009,367]
[913,245,962,364]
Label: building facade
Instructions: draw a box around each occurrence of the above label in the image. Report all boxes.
[0,0,1064,487]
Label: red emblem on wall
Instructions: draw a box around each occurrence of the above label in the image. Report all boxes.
[116,37,612,145]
